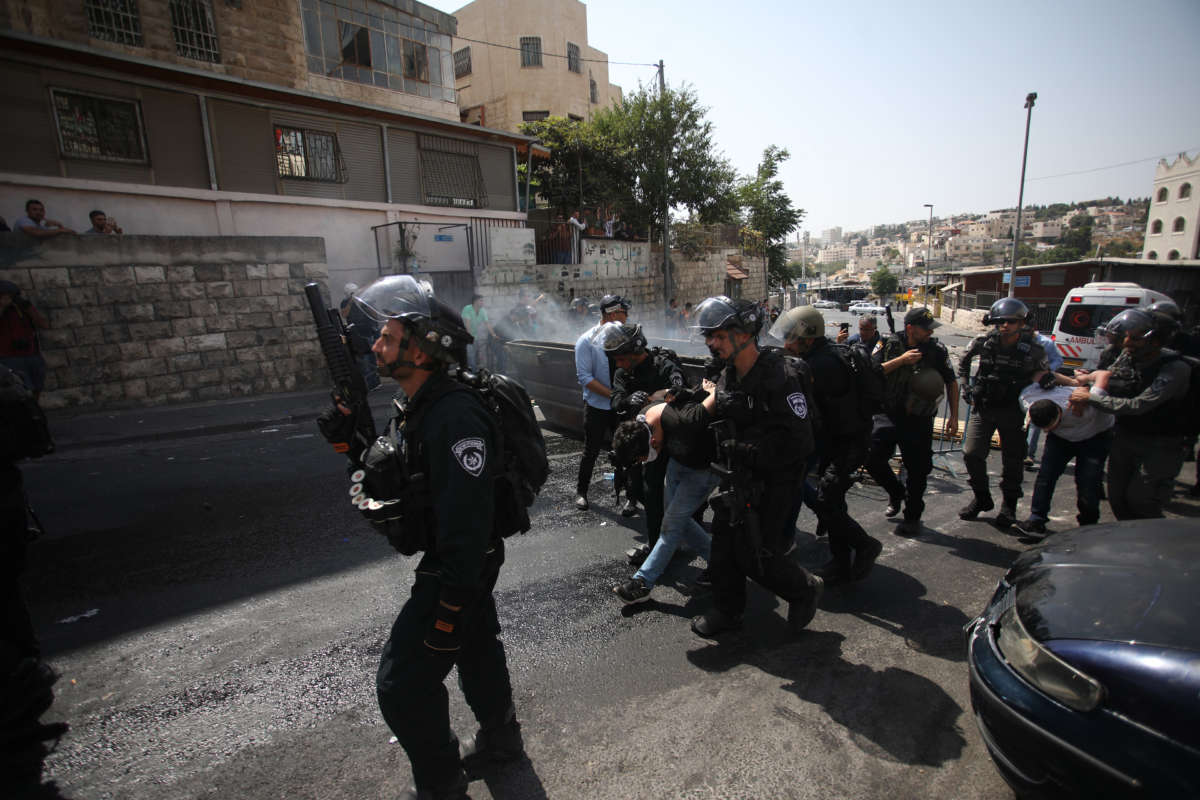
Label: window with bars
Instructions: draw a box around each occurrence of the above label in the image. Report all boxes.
[418,135,487,209]
[567,42,581,73]
[274,126,346,182]
[453,47,471,79]
[520,36,542,67]
[84,0,144,46]
[51,89,148,163]
[522,110,549,122]
[169,0,220,62]
[590,78,598,104]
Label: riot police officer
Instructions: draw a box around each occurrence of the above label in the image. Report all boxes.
[1069,309,1193,519]
[957,298,1050,527]
[769,305,883,584]
[598,322,685,556]
[866,307,959,536]
[318,275,521,800]
[691,297,823,636]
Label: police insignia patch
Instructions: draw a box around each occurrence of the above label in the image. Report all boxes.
[452,437,486,477]
[787,392,808,418]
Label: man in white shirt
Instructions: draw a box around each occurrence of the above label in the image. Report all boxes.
[1014,379,1115,537]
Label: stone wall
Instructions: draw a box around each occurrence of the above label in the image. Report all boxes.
[671,248,768,306]
[0,234,328,410]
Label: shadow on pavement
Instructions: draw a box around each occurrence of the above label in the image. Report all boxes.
[818,564,970,662]
[910,524,1022,569]
[478,754,550,800]
[686,629,967,767]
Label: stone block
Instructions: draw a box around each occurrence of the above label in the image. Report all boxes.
[237,312,275,329]
[171,317,207,337]
[302,262,326,278]
[66,287,98,306]
[268,263,291,278]
[226,331,261,348]
[165,390,194,404]
[261,278,290,295]
[65,326,98,346]
[195,384,233,401]
[258,327,285,344]
[139,284,174,303]
[189,300,220,317]
[146,375,183,395]
[223,264,247,281]
[288,341,320,358]
[30,268,71,289]
[184,333,227,352]
[115,303,156,322]
[201,350,231,367]
[172,283,208,300]
[170,353,204,371]
[194,265,224,282]
[233,279,262,297]
[118,342,149,359]
[34,288,68,309]
[103,323,133,343]
[66,267,98,286]
[50,307,84,327]
[288,310,311,326]
[134,266,165,284]
[101,266,136,285]
[148,337,187,357]
[67,346,96,365]
[123,379,148,399]
[207,281,234,298]
[166,266,195,283]
[288,264,307,279]
[271,311,292,328]
[127,321,172,340]
[42,350,69,368]
[206,315,238,332]
[93,344,121,363]
[277,294,304,311]
[155,301,193,319]
[117,358,165,379]
[246,263,269,279]
[264,342,290,359]
[0,268,31,287]
[92,381,127,406]
[96,285,137,304]
[222,364,260,382]
[182,368,222,388]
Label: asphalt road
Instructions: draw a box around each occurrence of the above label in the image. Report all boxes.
[18,405,1197,800]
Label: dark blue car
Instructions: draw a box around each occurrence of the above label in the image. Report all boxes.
[965,518,1200,798]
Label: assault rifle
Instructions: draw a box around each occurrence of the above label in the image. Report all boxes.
[885,304,896,336]
[305,282,377,464]
[708,418,766,572]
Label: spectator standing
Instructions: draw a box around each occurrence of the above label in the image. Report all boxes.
[846,315,882,356]
[573,295,629,511]
[460,293,494,370]
[13,200,74,239]
[0,282,49,402]
[81,209,122,235]
[568,210,587,263]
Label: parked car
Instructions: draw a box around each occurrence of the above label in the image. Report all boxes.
[849,302,887,316]
[812,299,839,309]
[965,519,1200,799]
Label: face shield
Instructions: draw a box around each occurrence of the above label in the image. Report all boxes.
[690,296,739,334]
[352,275,434,326]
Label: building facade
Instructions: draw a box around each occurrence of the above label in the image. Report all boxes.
[451,0,621,132]
[0,0,533,297]
[1144,151,1199,262]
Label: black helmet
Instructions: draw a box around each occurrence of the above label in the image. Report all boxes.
[354,275,471,366]
[571,297,589,311]
[984,297,1030,325]
[1105,308,1176,342]
[593,322,646,355]
[690,296,762,336]
[599,294,630,315]
[1147,300,1181,321]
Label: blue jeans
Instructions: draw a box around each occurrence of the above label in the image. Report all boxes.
[635,458,718,588]
[1029,430,1112,525]
[1027,424,1042,461]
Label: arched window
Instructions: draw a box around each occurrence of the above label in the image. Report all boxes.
[1167,250,1180,260]
[1157,187,1169,202]
[1150,219,1163,234]
[1147,251,1158,260]
[1174,217,1186,232]
[1182,183,1193,199]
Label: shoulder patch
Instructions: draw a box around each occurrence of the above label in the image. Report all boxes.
[452,437,486,477]
[787,391,808,418]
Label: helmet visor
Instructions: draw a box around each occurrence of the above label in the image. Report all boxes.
[690,296,738,333]
[353,275,433,325]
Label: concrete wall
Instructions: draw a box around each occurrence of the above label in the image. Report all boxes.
[0,234,329,410]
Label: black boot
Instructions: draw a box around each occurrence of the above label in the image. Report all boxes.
[787,574,825,632]
[958,494,994,520]
[849,538,883,581]
[397,769,470,800]
[996,497,1019,528]
[813,557,852,585]
[460,710,524,776]
[691,608,743,637]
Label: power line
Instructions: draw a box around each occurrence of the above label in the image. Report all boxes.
[1029,147,1199,181]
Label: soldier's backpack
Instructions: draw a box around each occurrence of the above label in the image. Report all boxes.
[0,365,54,463]
[831,342,885,419]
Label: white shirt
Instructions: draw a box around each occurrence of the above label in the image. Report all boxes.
[1020,384,1114,443]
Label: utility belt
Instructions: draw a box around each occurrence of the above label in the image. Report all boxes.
[969,375,1021,409]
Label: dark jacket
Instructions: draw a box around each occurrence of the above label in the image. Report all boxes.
[611,349,684,416]
[661,400,715,469]
[802,337,871,441]
[714,348,814,475]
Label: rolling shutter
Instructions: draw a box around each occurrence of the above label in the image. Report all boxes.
[388,128,421,205]
[208,99,274,194]
[0,63,60,176]
[141,88,209,189]
[478,143,515,211]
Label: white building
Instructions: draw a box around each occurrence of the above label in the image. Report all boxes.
[1144,152,1199,261]
[821,227,843,244]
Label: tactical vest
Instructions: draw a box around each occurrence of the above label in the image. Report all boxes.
[973,331,1036,409]
[1112,353,1190,436]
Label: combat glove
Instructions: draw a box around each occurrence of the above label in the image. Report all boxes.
[317,403,357,452]
[714,390,753,425]
[1037,371,1057,390]
[960,384,974,406]
[425,587,469,655]
[626,390,650,410]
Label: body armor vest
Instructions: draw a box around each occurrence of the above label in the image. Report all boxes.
[973,331,1035,409]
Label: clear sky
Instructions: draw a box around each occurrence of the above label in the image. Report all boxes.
[426,0,1200,237]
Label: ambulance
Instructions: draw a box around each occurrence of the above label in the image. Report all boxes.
[1050,282,1173,370]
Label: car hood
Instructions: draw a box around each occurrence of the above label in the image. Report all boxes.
[1007,519,1200,651]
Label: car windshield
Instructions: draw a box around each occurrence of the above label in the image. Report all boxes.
[1058,303,1132,337]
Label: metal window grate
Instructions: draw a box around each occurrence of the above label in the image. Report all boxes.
[169,0,221,62]
[84,0,144,47]
[567,42,580,73]
[453,47,471,78]
[520,36,541,67]
[418,135,487,209]
[274,126,346,182]
[51,88,147,162]
[590,78,598,104]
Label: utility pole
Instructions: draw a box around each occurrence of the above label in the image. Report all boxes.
[658,60,672,308]
[1008,92,1037,297]
[923,203,934,304]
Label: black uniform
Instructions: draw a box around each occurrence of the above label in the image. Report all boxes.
[611,349,684,546]
[800,338,882,575]
[866,333,955,524]
[369,373,515,792]
[709,348,821,618]
[958,330,1048,509]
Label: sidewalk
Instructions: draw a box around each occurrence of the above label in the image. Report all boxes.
[46,385,399,451]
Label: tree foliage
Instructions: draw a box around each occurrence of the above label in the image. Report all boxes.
[737,146,804,286]
[519,116,628,217]
[870,265,900,298]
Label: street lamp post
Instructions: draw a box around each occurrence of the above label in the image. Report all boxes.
[923,203,934,303]
[1008,92,1037,298]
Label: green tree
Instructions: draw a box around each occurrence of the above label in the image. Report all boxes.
[519,116,628,216]
[737,145,804,286]
[871,265,900,298]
